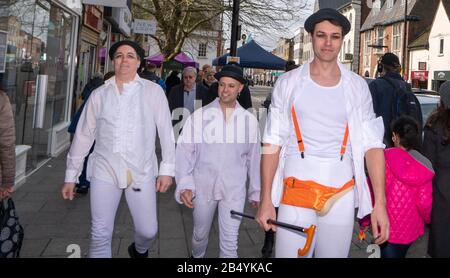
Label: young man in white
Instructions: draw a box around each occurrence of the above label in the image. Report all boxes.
[175,64,260,258]
[256,8,390,258]
[61,41,175,258]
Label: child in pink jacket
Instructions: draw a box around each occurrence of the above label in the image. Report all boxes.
[381,116,434,258]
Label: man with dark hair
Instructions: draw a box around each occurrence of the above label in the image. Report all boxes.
[139,62,166,90]
[256,8,389,258]
[369,52,421,147]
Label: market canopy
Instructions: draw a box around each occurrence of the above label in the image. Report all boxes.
[212,40,287,70]
[145,52,199,68]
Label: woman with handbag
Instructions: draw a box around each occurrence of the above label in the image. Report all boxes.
[0,78,15,201]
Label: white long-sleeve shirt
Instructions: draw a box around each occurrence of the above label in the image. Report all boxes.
[175,99,261,203]
[264,60,385,218]
[65,74,175,188]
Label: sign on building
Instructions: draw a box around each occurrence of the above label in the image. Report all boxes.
[0,31,7,73]
[133,19,157,35]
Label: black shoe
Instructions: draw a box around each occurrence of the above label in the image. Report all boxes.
[75,185,89,195]
[261,232,275,258]
[128,242,148,258]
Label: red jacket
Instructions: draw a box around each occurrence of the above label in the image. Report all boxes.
[385,148,433,244]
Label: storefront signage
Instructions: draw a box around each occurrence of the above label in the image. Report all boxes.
[0,31,6,73]
[133,19,157,35]
[434,71,450,80]
[112,7,132,36]
[84,5,103,32]
[82,0,126,8]
[60,0,82,15]
[411,71,428,81]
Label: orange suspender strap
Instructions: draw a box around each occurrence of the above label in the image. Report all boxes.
[291,106,305,158]
[340,124,349,161]
[291,106,350,160]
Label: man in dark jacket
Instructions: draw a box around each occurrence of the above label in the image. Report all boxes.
[167,66,209,129]
[139,62,166,91]
[368,52,412,147]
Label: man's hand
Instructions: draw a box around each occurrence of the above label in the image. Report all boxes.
[156,176,173,193]
[0,186,13,201]
[256,200,277,232]
[371,203,389,245]
[61,182,76,200]
[180,189,194,209]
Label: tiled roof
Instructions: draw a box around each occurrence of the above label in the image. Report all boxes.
[361,0,417,31]
[408,30,429,49]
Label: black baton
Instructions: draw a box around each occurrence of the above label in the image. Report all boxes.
[230,210,307,233]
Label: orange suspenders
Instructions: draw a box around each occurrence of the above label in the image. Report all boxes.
[291,106,349,160]
[282,106,354,214]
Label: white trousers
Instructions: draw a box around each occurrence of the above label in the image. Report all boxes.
[191,196,245,258]
[89,178,157,258]
[276,154,355,258]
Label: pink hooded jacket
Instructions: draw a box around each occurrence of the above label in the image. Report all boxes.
[385,148,434,244]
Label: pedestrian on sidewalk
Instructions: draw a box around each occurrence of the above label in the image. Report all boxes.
[68,72,105,195]
[0,78,15,201]
[380,116,433,258]
[61,40,175,258]
[256,8,389,258]
[423,80,450,258]
[175,64,261,258]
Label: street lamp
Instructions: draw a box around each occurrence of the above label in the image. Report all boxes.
[230,0,240,57]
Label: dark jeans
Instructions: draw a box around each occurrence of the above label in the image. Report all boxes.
[380,242,412,258]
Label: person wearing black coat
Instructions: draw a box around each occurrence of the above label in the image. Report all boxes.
[167,67,209,129]
[423,80,450,258]
[165,71,181,97]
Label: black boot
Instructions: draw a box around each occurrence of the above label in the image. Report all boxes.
[128,242,148,258]
[261,230,275,258]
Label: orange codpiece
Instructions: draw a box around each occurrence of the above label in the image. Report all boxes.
[282,177,355,216]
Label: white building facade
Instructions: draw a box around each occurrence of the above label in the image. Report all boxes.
[428,0,450,91]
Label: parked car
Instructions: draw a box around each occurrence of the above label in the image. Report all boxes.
[416,94,440,126]
[412,88,439,96]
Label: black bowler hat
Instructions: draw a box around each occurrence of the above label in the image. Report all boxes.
[109,40,145,61]
[214,64,246,84]
[304,8,351,35]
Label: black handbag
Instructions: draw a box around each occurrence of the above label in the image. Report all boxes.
[0,197,24,258]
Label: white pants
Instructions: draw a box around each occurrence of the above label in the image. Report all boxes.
[191,196,245,258]
[89,178,157,258]
[276,154,355,258]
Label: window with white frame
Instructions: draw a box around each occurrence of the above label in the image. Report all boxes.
[364,31,370,67]
[392,23,401,57]
[377,27,384,47]
[439,38,444,55]
[198,42,207,57]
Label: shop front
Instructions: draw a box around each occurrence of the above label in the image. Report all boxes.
[432,70,450,92]
[411,70,429,89]
[0,0,81,182]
